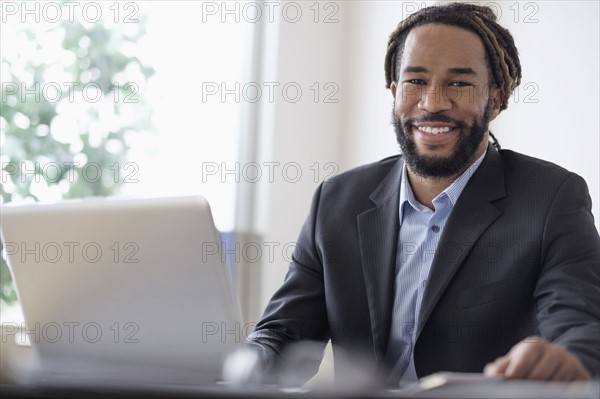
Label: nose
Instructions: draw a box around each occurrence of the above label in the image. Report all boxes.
[418,83,452,113]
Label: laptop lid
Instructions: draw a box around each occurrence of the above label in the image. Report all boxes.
[0,196,243,387]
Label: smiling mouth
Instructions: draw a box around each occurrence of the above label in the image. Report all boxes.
[415,126,454,135]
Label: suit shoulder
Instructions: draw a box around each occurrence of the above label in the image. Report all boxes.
[498,149,579,184]
[317,154,401,203]
[326,155,400,184]
[499,149,567,170]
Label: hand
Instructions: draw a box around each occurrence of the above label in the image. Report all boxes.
[483,336,591,381]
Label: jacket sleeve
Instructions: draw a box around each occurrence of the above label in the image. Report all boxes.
[535,173,600,376]
[246,182,330,381]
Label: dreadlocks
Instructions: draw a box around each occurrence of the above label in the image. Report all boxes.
[385,3,522,122]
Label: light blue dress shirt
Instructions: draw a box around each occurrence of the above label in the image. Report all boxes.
[386,151,486,388]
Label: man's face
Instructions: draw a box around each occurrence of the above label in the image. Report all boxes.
[390,23,502,178]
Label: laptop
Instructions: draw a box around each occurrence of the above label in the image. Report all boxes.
[0,196,243,389]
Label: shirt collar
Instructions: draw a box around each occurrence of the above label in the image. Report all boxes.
[399,149,487,224]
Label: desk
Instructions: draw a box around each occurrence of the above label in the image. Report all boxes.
[1,380,599,399]
[2,325,599,398]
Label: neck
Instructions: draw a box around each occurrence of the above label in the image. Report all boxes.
[406,171,454,210]
[407,143,487,209]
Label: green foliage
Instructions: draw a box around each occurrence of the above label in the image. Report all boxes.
[0,15,154,305]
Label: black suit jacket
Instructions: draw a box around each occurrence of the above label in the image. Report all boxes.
[248,144,600,382]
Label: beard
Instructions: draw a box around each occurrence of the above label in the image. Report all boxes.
[392,100,493,178]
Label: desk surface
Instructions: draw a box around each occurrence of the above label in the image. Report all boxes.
[1,380,599,399]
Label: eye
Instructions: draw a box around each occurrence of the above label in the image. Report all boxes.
[449,81,472,87]
[404,79,426,85]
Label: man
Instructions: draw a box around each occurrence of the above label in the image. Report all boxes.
[247,3,600,386]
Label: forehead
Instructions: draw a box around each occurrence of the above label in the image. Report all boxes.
[400,23,488,73]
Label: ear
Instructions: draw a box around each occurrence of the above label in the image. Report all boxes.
[390,81,398,98]
[488,87,504,121]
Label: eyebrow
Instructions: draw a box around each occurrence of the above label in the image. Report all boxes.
[402,66,479,77]
[448,67,479,77]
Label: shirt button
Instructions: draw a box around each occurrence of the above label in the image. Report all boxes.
[431,225,440,233]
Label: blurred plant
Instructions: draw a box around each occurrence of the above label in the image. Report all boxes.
[0,12,154,305]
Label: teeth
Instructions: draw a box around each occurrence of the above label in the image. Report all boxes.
[417,126,451,134]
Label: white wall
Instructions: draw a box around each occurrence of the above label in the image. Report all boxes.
[247,3,346,318]
[252,0,599,319]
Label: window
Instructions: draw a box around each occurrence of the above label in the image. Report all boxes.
[1,1,252,310]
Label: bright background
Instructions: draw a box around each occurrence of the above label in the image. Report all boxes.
[1,3,598,375]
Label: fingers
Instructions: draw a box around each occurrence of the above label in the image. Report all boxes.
[484,356,510,376]
[522,344,562,380]
[503,337,544,379]
[547,353,591,382]
[483,336,592,382]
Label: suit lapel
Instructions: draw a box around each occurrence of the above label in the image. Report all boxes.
[357,158,403,361]
[416,145,507,337]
